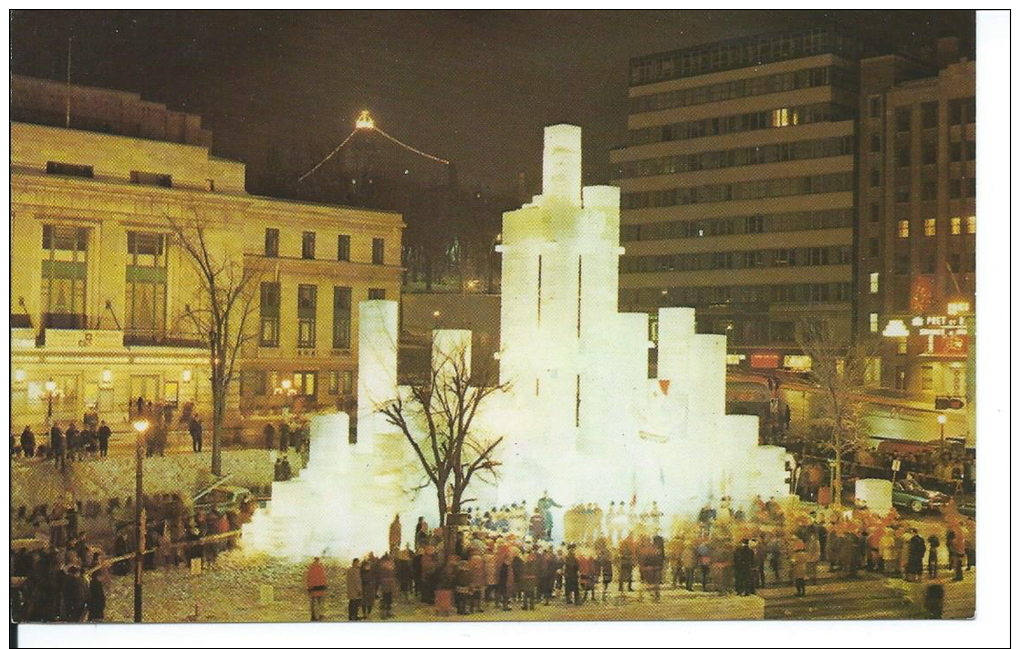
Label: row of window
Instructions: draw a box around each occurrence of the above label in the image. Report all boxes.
[622,208,852,243]
[621,245,851,274]
[629,65,856,114]
[875,97,976,128]
[872,139,976,165]
[883,177,977,202]
[240,369,354,398]
[45,162,180,189]
[264,228,386,265]
[618,135,853,179]
[629,28,868,85]
[888,216,977,240]
[621,282,853,309]
[622,172,854,210]
[629,102,854,146]
[259,282,386,349]
[868,251,977,289]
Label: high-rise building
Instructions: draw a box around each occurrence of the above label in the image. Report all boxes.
[10,76,402,430]
[612,28,874,372]
[856,38,975,396]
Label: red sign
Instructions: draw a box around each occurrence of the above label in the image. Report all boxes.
[932,333,967,356]
[750,353,780,369]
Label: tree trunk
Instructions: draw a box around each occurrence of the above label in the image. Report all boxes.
[832,456,843,508]
[211,384,225,477]
[436,486,447,528]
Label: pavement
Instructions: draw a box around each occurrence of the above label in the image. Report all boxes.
[103,552,763,623]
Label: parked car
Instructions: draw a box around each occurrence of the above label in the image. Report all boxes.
[193,486,253,516]
[892,479,949,514]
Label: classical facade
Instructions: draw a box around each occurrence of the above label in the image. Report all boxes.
[856,39,975,396]
[10,76,402,431]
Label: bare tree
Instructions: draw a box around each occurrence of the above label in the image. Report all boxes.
[167,210,262,476]
[378,343,509,526]
[791,327,874,508]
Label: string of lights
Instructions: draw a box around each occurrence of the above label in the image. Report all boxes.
[296,110,448,183]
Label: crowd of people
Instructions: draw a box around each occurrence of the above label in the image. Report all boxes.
[315,492,975,621]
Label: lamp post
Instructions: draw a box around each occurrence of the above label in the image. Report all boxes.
[937,414,947,453]
[44,378,57,421]
[131,417,150,623]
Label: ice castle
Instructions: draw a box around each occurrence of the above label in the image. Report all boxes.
[244,125,789,558]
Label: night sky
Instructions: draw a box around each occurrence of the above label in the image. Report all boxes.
[10,10,975,195]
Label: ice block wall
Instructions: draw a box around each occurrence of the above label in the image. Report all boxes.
[357,300,400,442]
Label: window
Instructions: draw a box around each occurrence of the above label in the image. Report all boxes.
[895,107,911,132]
[327,371,339,395]
[949,179,961,199]
[922,142,937,165]
[965,178,976,198]
[921,102,938,129]
[259,282,281,347]
[129,171,172,188]
[297,284,317,348]
[372,237,385,265]
[868,237,879,258]
[895,255,909,276]
[242,370,268,397]
[895,185,911,203]
[922,181,937,201]
[125,232,168,340]
[922,255,936,274]
[341,370,353,395]
[965,140,976,160]
[332,287,352,350]
[264,229,279,257]
[46,161,93,178]
[293,371,317,398]
[870,168,881,187]
[301,232,316,260]
[966,216,976,234]
[869,272,880,294]
[897,339,908,355]
[870,133,881,153]
[41,224,89,329]
[895,366,907,389]
[950,142,962,162]
[870,203,880,222]
[897,220,910,238]
[895,146,911,167]
[368,288,386,300]
[950,254,961,273]
[921,365,934,391]
[869,312,879,333]
[337,234,351,261]
[924,218,936,237]
[950,217,962,235]
[869,96,882,118]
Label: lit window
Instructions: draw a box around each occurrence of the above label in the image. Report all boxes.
[966,216,976,234]
[924,218,936,237]
[897,220,910,238]
[772,108,790,127]
[869,272,879,294]
[898,339,908,355]
[951,217,962,235]
[869,312,878,333]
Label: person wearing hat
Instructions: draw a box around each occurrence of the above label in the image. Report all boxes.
[733,539,755,596]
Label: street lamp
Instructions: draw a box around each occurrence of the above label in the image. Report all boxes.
[44,378,57,421]
[937,414,947,452]
[131,417,150,623]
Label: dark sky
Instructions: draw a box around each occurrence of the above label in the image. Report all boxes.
[10,10,975,195]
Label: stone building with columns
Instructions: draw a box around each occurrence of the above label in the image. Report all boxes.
[10,75,402,431]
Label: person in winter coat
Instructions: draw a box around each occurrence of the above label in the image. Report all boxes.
[927,534,941,579]
[389,514,402,556]
[347,559,363,620]
[805,534,821,585]
[906,529,927,582]
[378,554,397,619]
[20,426,36,459]
[733,539,755,596]
[87,569,106,621]
[263,423,275,450]
[790,543,808,597]
[880,529,897,575]
[306,556,328,621]
[361,554,378,618]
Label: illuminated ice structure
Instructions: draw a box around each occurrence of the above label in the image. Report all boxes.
[245,125,788,558]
